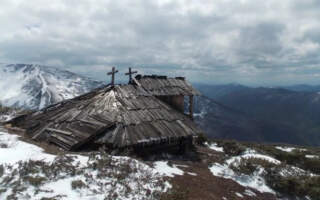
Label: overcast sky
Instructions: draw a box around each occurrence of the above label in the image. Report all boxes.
[1,0,320,86]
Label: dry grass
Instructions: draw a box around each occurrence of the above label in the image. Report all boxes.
[230,157,277,176]
[0,152,168,200]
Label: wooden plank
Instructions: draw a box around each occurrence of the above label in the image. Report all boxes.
[108,124,122,144]
[176,120,195,136]
[49,136,72,150]
[79,118,106,127]
[32,123,52,140]
[132,77,141,87]
[45,128,73,136]
[50,133,77,147]
[66,126,91,139]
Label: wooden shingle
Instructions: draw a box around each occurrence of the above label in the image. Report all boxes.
[7,82,203,151]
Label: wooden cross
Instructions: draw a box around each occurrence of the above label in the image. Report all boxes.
[125,67,138,83]
[107,67,118,86]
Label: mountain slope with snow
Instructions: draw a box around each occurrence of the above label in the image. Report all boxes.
[0,64,104,110]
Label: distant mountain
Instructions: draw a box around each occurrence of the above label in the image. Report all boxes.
[280,84,320,92]
[212,87,320,146]
[194,83,320,98]
[193,83,250,99]
[0,64,104,110]
[191,96,303,145]
[191,83,320,145]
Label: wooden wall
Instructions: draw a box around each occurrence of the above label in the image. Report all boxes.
[156,95,184,113]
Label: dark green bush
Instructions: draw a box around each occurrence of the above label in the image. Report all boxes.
[258,145,320,175]
[23,176,47,187]
[196,133,209,146]
[71,180,86,190]
[218,140,246,156]
[0,165,4,177]
[230,157,277,176]
[266,174,320,200]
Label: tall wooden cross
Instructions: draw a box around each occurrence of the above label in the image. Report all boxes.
[125,67,138,83]
[107,67,118,86]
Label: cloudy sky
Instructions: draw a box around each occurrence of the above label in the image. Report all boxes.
[1,0,320,86]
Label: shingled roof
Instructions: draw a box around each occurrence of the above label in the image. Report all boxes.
[8,84,202,151]
[135,75,201,96]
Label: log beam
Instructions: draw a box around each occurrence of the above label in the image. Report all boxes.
[189,95,194,120]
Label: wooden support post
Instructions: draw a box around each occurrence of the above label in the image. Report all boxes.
[125,67,138,83]
[107,67,119,86]
[189,95,194,120]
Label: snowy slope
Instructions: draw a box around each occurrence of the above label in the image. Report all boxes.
[0,128,171,200]
[0,64,104,110]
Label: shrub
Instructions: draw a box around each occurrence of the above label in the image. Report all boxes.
[266,174,320,199]
[0,189,7,194]
[230,157,276,176]
[303,158,320,174]
[159,187,188,200]
[23,176,47,187]
[0,143,8,148]
[218,140,245,156]
[196,133,209,146]
[0,165,4,177]
[258,145,320,174]
[71,180,86,190]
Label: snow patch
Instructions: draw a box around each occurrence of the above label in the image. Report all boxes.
[209,163,275,194]
[305,155,319,159]
[276,146,306,152]
[0,113,15,122]
[193,110,207,118]
[244,189,256,197]
[187,172,197,176]
[208,142,224,152]
[0,130,170,200]
[0,131,56,165]
[275,146,296,152]
[153,161,184,177]
[226,149,281,166]
[209,149,277,194]
[235,192,243,198]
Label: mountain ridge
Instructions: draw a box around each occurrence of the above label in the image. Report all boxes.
[0,63,104,110]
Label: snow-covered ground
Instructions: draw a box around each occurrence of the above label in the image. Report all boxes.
[0,130,172,200]
[153,161,184,177]
[210,162,275,194]
[208,148,317,195]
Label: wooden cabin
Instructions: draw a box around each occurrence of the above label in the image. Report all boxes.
[134,75,201,120]
[6,77,202,153]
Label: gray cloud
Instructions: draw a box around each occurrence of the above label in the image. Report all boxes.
[0,0,320,86]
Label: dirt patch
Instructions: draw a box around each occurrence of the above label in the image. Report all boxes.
[162,146,277,200]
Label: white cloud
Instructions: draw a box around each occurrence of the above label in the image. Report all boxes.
[0,0,320,85]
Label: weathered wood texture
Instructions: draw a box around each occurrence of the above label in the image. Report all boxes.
[135,75,201,96]
[8,84,202,150]
[156,95,185,112]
